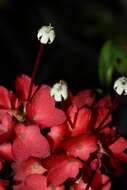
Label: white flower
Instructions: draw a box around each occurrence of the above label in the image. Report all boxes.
[114,76,127,95]
[37,24,55,44]
[50,80,68,102]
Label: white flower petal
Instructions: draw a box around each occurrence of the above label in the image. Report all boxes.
[50,80,68,102]
[114,76,127,95]
[54,93,62,102]
[116,86,123,95]
[37,24,55,44]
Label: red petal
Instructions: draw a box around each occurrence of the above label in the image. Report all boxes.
[9,92,21,109]
[12,124,50,161]
[90,171,111,190]
[109,137,127,163]
[73,90,95,108]
[96,96,112,108]
[0,86,11,109]
[95,96,112,129]
[43,154,83,186]
[68,105,92,136]
[0,114,14,143]
[0,143,14,161]
[14,174,48,190]
[13,158,46,181]
[48,124,67,151]
[62,134,98,161]
[109,157,125,176]
[83,169,111,190]
[15,74,36,101]
[95,108,112,129]
[26,86,66,127]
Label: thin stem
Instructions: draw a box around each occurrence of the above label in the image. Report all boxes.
[28,44,44,100]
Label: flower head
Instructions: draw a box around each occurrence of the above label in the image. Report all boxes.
[37,24,55,44]
[114,76,127,95]
[51,80,68,102]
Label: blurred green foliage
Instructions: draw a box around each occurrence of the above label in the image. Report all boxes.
[98,40,127,87]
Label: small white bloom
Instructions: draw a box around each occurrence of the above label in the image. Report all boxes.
[37,24,55,44]
[51,80,68,102]
[114,76,127,95]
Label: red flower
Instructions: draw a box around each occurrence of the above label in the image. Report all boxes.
[62,134,98,161]
[13,174,48,190]
[12,158,46,182]
[12,124,50,161]
[43,154,83,186]
[26,86,66,127]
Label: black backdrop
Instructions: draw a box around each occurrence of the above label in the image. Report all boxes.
[0,0,127,189]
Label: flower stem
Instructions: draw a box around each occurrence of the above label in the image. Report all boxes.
[28,44,44,100]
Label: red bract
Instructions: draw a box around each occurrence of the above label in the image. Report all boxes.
[0,143,14,161]
[12,124,50,161]
[67,105,92,136]
[72,90,95,108]
[109,137,127,163]
[14,174,48,190]
[62,134,98,161]
[0,86,11,109]
[43,154,83,186]
[0,113,14,143]
[15,74,36,101]
[13,158,46,181]
[48,123,68,151]
[94,96,112,129]
[72,165,111,190]
[26,86,66,127]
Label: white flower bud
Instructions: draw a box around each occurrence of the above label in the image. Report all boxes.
[37,24,55,44]
[51,80,68,102]
[114,76,127,95]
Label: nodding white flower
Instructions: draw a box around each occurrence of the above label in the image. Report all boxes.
[50,80,68,102]
[37,24,55,44]
[114,76,127,95]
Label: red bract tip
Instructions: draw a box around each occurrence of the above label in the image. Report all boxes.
[15,74,36,102]
[0,86,11,109]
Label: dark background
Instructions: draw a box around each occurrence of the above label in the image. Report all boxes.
[0,0,127,189]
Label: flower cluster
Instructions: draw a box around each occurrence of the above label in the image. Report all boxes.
[0,24,127,190]
[0,75,126,190]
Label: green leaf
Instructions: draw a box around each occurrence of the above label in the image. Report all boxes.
[98,40,127,87]
[99,40,114,87]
